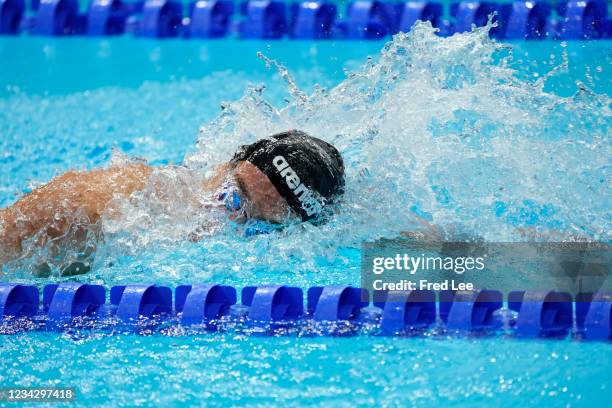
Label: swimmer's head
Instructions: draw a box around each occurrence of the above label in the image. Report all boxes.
[230,130,345,223]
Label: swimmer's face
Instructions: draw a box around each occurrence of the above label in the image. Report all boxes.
[233,161,293,223]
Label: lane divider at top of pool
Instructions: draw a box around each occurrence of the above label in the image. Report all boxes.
[0,1,610,40]
[1,283,610,340]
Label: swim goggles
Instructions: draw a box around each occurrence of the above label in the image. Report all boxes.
[217,179,278,236]
[217,179,248,220]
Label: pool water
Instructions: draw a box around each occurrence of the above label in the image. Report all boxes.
[1,22,611,406]
[1,333,610,406]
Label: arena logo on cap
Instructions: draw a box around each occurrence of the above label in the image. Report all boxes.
[273,156,324,217]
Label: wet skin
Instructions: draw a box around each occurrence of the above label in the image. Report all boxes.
[0,161,292,269]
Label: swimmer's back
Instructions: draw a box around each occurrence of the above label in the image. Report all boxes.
[0,163,152,263]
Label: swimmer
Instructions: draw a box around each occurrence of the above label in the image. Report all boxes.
[0,130,345,273]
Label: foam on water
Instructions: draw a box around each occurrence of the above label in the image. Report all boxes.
[187,21,610,244]
[1,22,610,282]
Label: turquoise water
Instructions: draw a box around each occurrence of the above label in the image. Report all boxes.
[1,23,611,406]
[1,333,609,406]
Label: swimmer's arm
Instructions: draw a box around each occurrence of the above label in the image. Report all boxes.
[514,227,594,242]
[0,163,153,264]
[400,216,444,243]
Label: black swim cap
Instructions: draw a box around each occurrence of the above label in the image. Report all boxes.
[231,130,345,221]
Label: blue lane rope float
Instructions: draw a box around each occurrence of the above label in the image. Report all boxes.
[175,284,236,325]
[451,1,500,36]
[0,0,25,34]
[34,0,87,36]
[503,1,551,39]
[508,290,573,337]
[290,0,336,39]
[87,0,138,36]
[374,290,436,334]
[1,282,610,340]
[397,1,444,36]
[1,1,610,39]
[137,0,183,37]
[307,286,368,321]
[576,292,612,340]
[42,283,106,330]
[341,1,398,39]
[239,0,287,38]
[187,0,234,38]
[439,289,503,331]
